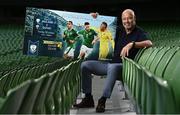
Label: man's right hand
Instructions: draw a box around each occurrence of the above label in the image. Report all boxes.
[90,12,99,19]
[120,42,133,57]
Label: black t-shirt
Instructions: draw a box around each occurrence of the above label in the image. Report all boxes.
[112,26,149,63]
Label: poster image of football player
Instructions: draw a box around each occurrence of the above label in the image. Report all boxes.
[96,22,114,59]
[63,21,78,59]
[78,22,98,59]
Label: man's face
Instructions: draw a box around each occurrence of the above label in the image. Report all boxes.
[122,12,135,30]
[67,22,73,29]
[100,24,106,31]
[85,24,90,31]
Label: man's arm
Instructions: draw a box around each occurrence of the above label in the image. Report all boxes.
[133,40,152,48]
[92,36,99,44]
[92,30,99,44]
[120,40,152,57]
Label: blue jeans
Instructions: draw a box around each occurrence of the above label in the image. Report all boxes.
[81,60,122,98]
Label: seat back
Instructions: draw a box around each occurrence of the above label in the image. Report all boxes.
[163,49,180,110]
[32,74,53,114]
[18,77,44,114]
[155,47,179,77]
[0,80,31,114]
[138,47,154,65]
[149,47,170,73]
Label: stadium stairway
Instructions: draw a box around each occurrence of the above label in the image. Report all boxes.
[70,75,136,114]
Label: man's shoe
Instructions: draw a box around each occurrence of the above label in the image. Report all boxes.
[73,96,95,108]
[96,98,106,113]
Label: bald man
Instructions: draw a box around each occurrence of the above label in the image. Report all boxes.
[74,9,152,113]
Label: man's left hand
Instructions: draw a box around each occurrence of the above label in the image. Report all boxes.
[120,42,133,57]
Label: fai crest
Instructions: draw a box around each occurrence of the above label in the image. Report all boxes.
[28,40,39,55]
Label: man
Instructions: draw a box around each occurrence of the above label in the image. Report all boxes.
[63,21,78,58]
[78,22,98,58]
[96,22,114,59]
[73,9,152,113]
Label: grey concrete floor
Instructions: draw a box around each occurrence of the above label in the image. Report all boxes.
[70,75,136,115]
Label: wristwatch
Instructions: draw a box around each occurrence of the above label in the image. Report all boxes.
[132,41,135,48]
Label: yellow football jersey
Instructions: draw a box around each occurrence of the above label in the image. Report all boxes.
[96,29,114,59]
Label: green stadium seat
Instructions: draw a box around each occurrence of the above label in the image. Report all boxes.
[18,68,30,84]
[53,68,66,114]
[134,48,146,62]
[153,77,177,113]
[36,65,45,78]
[12,69,23,88]
[0,80,31,114]
[129,61,135,93]
[0,73,11,97]
[73,60,82,99]
[163,48,180,110]
[138,47,154,65]
[62,63,74,113]
[0,72,3,78]
[32,74,53,114]
[18,77,44,114]
[68,61,79,104]
[25,66,36,80]
[149,47,170,73]
[145,47,162,69]
[123,58,142,112]
[155,47,179,77]
[134,63,143,108]
[142,68,155,114]
[125,59,132,85]
[130,60,139,98]
[3,70,17,95]
[123,57,179,114]
[45,71,59,114]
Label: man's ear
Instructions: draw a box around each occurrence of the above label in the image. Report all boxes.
[133,16,136,25]
[134,15,136,21]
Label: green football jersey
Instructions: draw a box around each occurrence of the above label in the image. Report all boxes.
[64,29,78,47]
[78,29,97,48]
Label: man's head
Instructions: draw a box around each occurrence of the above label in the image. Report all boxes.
[121,9,136,30]
[100,22,108,31]
[67,21,73,30]
[84,22,90,31]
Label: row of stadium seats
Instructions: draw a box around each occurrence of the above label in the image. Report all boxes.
[123,57,178,113]
[122,46,180,113]
[0,59,81,114]
[0,25,83,114]
[140,22,180,46]
[0,58,70,97]
[0,50,65,72]
[0,25,23,55]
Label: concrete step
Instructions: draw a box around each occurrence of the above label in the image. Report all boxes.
[70,76,136,114]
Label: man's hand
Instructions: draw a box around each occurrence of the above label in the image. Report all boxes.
[91,40,96,45]
[69,40,75,44]
[120,42,133,57]
[92,37,99,45]
[90,12,99,19]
